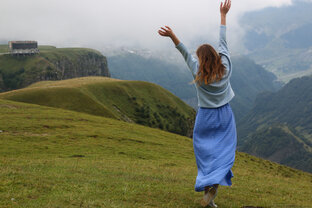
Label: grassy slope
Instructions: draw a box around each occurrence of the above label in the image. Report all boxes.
[0,99,311,208]
[239,124,312,173]
[0,45,9,53]
[0,77,195,136]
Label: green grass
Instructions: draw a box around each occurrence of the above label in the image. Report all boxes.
[0,77,196,136]
[0,98,311,208]
[0,45,9,53]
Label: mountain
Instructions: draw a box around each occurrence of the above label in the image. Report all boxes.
[0,98,311,207]
[1,44,280,121]
[0,45,110,92]
[108,52,280,120]
[107,52,197,107]
[0,77,195,137]
[230,56,281,119]
[241,0,312,82]
[238,76,312,173]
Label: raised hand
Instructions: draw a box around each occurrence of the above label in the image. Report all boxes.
[158,26,180,46]
[158,26,174,37]
[220,0,231,16]
[220,0,231,25]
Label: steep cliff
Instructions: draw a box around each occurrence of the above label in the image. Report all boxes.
[0,74,4,92]
[0,45,110,91]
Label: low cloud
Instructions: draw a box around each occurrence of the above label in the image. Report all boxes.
[0,0,294,51]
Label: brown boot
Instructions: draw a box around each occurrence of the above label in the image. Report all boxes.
[200,185,217,207]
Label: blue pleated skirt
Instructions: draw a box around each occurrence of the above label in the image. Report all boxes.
[193,103,237,192]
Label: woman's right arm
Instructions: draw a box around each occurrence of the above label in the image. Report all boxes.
[158,26,198,77]
[175,43,198,77]
[158,26,180,46]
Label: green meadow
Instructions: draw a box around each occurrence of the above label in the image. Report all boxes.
[0,77,195,136]
[0,98,311,208]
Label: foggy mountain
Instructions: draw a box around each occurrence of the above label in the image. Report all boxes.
[241,0,312,82]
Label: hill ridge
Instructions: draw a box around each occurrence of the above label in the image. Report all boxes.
[0,76,196,137]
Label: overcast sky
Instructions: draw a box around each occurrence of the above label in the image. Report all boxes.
[0,0,296,51]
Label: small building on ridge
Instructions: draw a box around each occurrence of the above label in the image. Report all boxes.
[8,41,39,56]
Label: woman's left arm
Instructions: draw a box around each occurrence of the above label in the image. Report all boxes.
[219,0,232,77]
[220,0,231,26]
[219,0,231,56]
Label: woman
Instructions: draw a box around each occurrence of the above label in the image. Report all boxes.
[158,1,236,207]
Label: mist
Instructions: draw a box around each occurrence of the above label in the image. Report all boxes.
[0,0,294,51]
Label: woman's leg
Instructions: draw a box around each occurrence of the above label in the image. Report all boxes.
[204,184,219,194]
[201,184,219,207]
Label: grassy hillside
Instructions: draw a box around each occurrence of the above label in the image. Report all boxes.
[239,124,312,173]
[0,45,9,53]
[0,98,311,208]
[0,45,109,91]
[238,76,312,173]
[0,77,195,137]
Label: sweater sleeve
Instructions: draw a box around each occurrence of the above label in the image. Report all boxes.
[176,42,198,77]
[218,25,229,56]
[218,25,232,78]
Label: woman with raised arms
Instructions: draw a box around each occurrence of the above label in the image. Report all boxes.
[158,0,236,207]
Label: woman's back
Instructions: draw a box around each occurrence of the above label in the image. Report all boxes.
[175,25,234,108]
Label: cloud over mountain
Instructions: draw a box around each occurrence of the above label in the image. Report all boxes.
[0,0,295,50]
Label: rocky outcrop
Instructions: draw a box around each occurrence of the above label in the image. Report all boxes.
[0,74,4,92]
[0,49,110,91]
[48,52,110,80]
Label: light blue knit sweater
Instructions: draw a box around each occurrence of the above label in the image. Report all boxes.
[176,25,234,108]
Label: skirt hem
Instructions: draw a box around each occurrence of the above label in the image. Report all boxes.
[194,169,234,192]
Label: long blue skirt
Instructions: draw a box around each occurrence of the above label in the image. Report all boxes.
[193,103,237,192]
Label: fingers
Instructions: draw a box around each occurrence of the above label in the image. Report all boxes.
[160,26,171,33]
[158,30,166,36]
[158,30,167,35]
[221,0,231,9]
[158,25,173,37]
[158,26,170,36]
[161,27,168,32]
[220,1,226,10]
[158,32,166,36]
[165,26,172,31]
[220,0,231,12]
[226,0,231,9]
